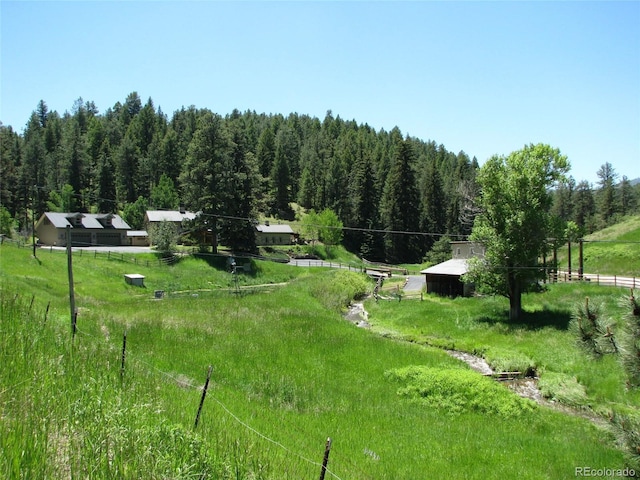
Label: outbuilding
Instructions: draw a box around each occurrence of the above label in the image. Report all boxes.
[420,241,483,297]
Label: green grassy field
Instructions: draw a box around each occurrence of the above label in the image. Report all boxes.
[1,242,635,479]
[556,215,640,277]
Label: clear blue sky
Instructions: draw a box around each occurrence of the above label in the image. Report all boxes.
[2,1,638,184]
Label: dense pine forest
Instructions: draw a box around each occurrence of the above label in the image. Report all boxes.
[1,92,638,263]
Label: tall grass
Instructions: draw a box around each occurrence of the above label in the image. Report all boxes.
[555,215,640,276]
[1,243,630,478]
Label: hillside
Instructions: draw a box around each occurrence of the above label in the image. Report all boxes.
[1,242,632,478]
[557,215,640,277]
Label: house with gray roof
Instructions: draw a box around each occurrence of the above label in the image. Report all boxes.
[143,209,197,245]
[35,212,131,247]
[255,223,295,245]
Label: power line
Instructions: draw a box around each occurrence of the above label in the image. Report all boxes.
[34,184,471,240]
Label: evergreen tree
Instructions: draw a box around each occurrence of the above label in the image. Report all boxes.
[619,175,637,216]
[179,111,230,252]
[345,133,381,258]
[158,128,181,184]
[218,123,259,252]
[61,118,88,209]
[551,176,576,222]
[95,140,116,213]
[419,160,447,252]
[122,196,148,230]
[115,134,140,204]
[256,125,276,179]
[573,180,596,232]
[150,173,179,210]
[380,137,422,264]
[0,125,22,218]
[271,124,297,219]
[19,112,47,227]
[596,162,618,227]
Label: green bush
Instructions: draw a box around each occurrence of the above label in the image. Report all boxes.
[306,269,372,312]
[386,365,536,418]
[538,372,588,407]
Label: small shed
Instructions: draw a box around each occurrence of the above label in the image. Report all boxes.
[421,259,472,297]
[124,273,145,287]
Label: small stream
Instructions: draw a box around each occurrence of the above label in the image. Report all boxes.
[345,302,545,404]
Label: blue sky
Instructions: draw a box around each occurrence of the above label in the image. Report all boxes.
[1,1,638,184]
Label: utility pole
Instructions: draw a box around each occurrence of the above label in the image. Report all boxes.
[66,226,77,337]
[578,239,584,281]
[32,185,37,258]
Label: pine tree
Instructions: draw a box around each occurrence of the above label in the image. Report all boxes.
[380,136,422,264]
[271,125,297,220]
[180,111,231,252]
[420,160,446,252]
[596,162,618,227]
[218,123,259,253]
[573,180,596,232]
[95,140,116,213]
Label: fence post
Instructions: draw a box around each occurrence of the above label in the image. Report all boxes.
[66,226,76,338]
[44,301,50,324]
[319,437,332,480]
[120,331,127,382]
[194,365,213,429]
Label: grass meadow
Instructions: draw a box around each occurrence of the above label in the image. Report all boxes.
[1,242,633,479]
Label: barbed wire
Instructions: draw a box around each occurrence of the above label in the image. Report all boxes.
[73,323,345,480]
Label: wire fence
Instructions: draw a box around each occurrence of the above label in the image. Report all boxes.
[33,309,354,480]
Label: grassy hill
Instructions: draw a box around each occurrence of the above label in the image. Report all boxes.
[1,242,635,478]
[557,215,640,277]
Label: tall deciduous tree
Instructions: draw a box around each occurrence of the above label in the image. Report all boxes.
[465,143,569,321]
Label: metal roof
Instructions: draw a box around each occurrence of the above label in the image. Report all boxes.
[420,259,469,276]
[145,210,196,222]
[38,212,130,230]
[256,224,294,234]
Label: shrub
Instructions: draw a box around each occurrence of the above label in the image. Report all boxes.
[385,365,536,418]
[538,372,588,407]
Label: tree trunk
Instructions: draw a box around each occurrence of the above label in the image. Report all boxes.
[211,215,218,254]
[508,275,522,322]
